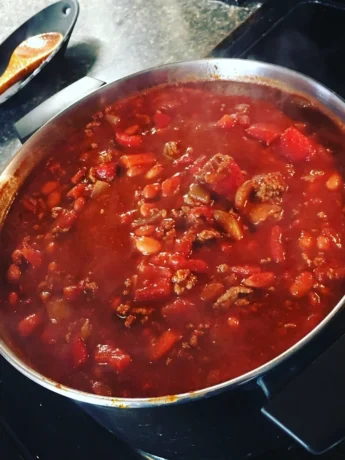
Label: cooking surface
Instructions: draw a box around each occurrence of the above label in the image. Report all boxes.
[2,0,345,459]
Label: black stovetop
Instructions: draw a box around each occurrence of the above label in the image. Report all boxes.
[3,1,345,459]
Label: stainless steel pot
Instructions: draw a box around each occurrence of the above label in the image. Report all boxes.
[2,59,345,459]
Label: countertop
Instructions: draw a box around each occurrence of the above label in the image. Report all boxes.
[0,0,257,170]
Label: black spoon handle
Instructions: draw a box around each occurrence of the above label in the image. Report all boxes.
[14,75,105,143]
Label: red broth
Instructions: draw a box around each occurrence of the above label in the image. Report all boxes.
[1,82,345,398]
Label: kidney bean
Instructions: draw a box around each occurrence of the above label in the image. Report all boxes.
[8,292,18,306]
[145,163,163,180]
[67,184,87,199]
[201,283,224,301]
[7,264,21,283]
[326,173,342,191]
[227,316,240,328]
[116,132,142,147]
[63,285,82,301]
[243,272,275,288]
[290,271,314,297]
[142,183,161,200]
[18,313,42,337]
[150,330,180,360]
[120,153,156,169]
[162,176,181,197]
[46,191,62,209]
[214,210,243,241]
[317,236,330,251]
[134,281,171,302]
[299,232,314,250]
[134,225,155,237]
[41,181,59,195]
[125,124,140,135]
[140,203,158,217]
[135,237,162,255]
[74,197,86,213]
[71,167,87,184]
[271,225,285,263]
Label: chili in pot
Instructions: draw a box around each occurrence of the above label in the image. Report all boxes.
[1,81,345,401]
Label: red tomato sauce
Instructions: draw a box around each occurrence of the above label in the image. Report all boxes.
[1,82,345,398]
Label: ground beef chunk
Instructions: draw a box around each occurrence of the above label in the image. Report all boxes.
[214,286,253,310]
[252,172,286,203]
[172,269,198,295]
[197,229,221,242]
[196,154,232,188]
[163,141,180,159]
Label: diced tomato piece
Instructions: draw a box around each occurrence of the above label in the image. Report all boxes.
[162,299,195,318]
[212,158,244,197]
[53,210,77,232]
[119,153,156,169]
[72,337,89,367]
[153,110,172,129]
[18,313,42,337]
[94,162,117,182]
[92,381,112,396]
[150,330,180,360]
[134,281,171,302]
[116,132,142,147]
[173,152,194,168]
[175,236,193,256]
[150,252,172,267]
[188,155,207,175]
[216,113,250,129]
[138,263,172,280]
[279,127,315,162]
[271,225,285,263]
[21,245,42,269]
[169,253,189,269]
[246,123,282,146]
[94,345,131,372]
[216,114,237,129]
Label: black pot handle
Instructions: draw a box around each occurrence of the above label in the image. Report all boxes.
[261,331,345,454]
[14,75,106,143]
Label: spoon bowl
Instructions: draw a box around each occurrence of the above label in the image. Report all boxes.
[0,0,79,104]
[0,32,64,95]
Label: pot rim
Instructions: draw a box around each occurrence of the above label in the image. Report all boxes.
[1,57,345,408]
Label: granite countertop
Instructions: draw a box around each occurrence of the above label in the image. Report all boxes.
[0,0,257,168]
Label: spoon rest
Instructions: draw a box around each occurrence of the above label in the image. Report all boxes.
[0,0,79,105]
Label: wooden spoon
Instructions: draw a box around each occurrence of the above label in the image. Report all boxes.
[0,32,63,95]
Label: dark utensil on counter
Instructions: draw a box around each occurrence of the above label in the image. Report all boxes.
[0,32,63,95]
[0,0,79,104]
[3,58,345,460]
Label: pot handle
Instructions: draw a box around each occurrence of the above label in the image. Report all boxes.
[261,331,345,454]
[14,75,106,143]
